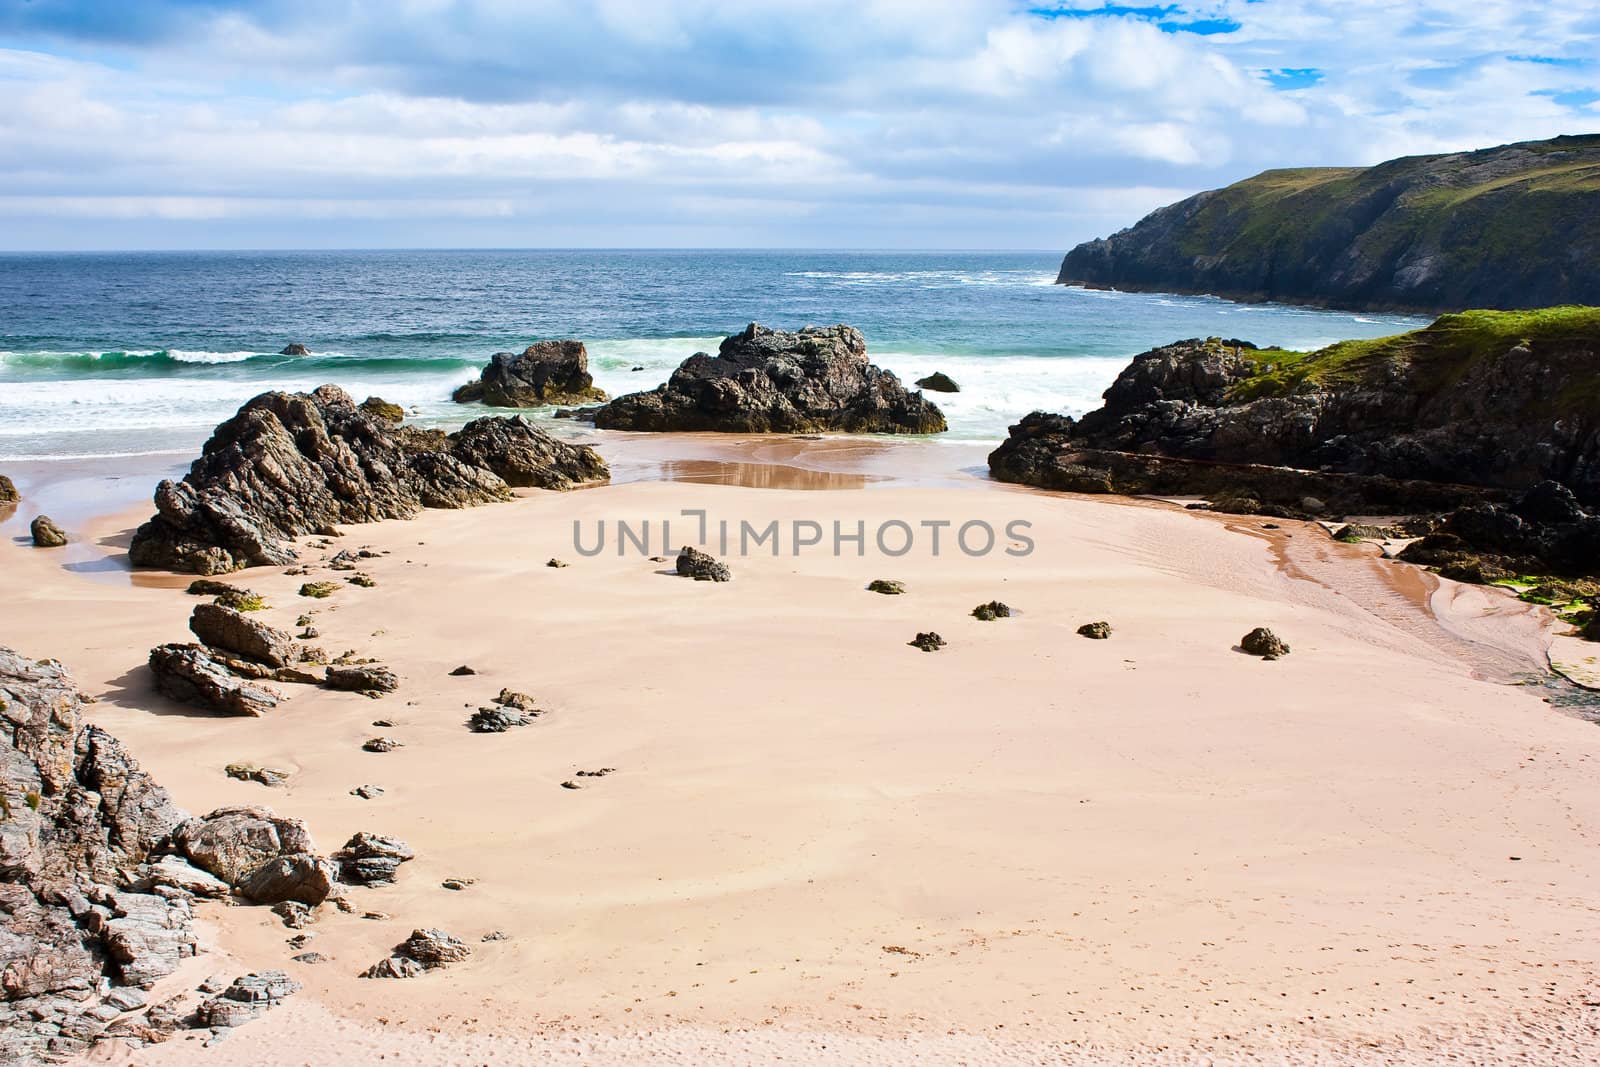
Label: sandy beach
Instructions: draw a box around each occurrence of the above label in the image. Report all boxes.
[4,442,1599,1065]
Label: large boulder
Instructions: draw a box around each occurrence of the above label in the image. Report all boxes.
[450,416,608,488]
[30,516,67,548]
[453,341,607,407]
[148,644,281,716]
[0,648,206,1062]
[594,323,947,434]
[128,385,608,574]
[0,474,16,505]
[173,807,315,886]
[188,604,296,669]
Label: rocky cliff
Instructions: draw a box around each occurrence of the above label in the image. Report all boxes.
[1057,135,1600,313]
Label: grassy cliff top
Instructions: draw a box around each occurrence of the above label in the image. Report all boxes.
[1229,306,1600,402]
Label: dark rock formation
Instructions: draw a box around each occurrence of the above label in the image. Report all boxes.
[915,372,960,393]
[0,474,16,505]
[595,324,947,434]
[234,854,337,907]
[128,385,608,574]
[1397,481,1600,579]
[1240,628,1290,659]
[362,928,469,979]
[989,310,1600,526]
[225,763,290,787]
[1077,621,1112,640]
[280,344,310,356]
[1057,134,1600,313]
[452,341,607,407]
[450,415,608,488]
[188,604,295,670]
[676,546,731,582]
[359,396,405,424]
[148,644,281,716]
[324,665,398,695]
[0,648,213,1063]
[334,832,414,886]
[867,579,905,595]
[30,516,67,548]
[170,807,326,906]
[467,707,530,733]
[909,632,946,652]
[195,971,300,1029]
[971,601,1010,621]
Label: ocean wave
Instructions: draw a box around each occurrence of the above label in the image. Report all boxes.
[0,349,480,376]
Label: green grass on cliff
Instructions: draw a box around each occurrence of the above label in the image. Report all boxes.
[1228,305,1600,402]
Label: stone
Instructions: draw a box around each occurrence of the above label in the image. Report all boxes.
[440,878,473,891]
[128,385,608,574]
[280,343,310,356]
[30,515,67,547]
[148,643,281,716]
[676,545,731,582]
[334,832,415,886]
[190,603,296,668]
[595,323,947,434]
[452,340,608,407]
[103,987,147,1012]
[547,557,568,568]
[399,928,471,967]
[291,952,328,964]
[867,579,905,595]
[1240,627,1290,659]
[346,573,377,588]
[495,688,534,710]
[914,371,960,393]
[144,855,230,899]
[1077,621,1112,640]
[325,665,399,694]
[971,600,1010,621]
[909,632,946,652]
[468,706,530,733]
[173,806,316,885]
[272,901,315,929]
[350,784,385,799]
[225,763,291,787]
[362,737,402,753]
[299,581,339,599]
[212,587,267,611]
[449,665,476,676]
[359,396,405,424]
[361,955,427,980]
[235,854,337,906]
[195,971,299,1029]
[0,473,16,504]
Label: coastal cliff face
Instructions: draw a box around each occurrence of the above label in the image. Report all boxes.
[594,323,947,434]
[1057,135,1600,313]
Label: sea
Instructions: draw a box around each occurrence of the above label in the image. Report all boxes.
[0,249,1430,463]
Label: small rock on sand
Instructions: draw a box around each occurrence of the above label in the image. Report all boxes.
[1077,621,1112,640]
[867,579,906,595]
[1240,627,1290,659]
[909,632,946,652]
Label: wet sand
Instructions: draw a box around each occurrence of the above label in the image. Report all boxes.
[3,440,1599,1066]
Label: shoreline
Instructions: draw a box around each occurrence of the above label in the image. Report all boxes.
[5,440,1599,1064]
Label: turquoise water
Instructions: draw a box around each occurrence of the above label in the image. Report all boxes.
[0,250,1429,460]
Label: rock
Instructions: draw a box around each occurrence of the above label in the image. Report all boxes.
[173,806,316,886]
[482,930,509,941]
[104,987,147,1012]
[291,951,329,964]
[495,688,535,710]
[235,855,337,907]
[909,632,946,652]
[362,737,402,753]
[325,665,399,694]
[145,855,230,899]
[0,649,199,1061]
[0,473,16,504]
[148,643,281,716]
[971,601,1010,621]
[676,546,731,582]
[224,763,291,787]
[128,385,608,574]
[399,928,471,967]
[449,665,476,676]
[560,780,580,789]
[452,340,608,407]
[867,579,905,595]
[575,767,616,777]
[595,323,947,434]
[449,415,609,489]
[358,396,404,424]
[1240,627,1290,659]
[468,707,530,733]
[299,581,339,599]
[189,603,296,668]
[212,587,267,611]
[547,557,568,568]
[280,343,310,356]
[334,832,415,886]
[346,573,376,588]
[361,955,427,980]
[272,901,315,929]
[1077,621,1112,640]
[196,971,300,1029]
[914,371,960,393]
[350,784,384,799]
[187,579,236,596]
[30,515,67,547]
[440,878,473,891]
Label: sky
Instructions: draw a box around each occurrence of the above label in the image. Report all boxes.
[0,0,1597,251]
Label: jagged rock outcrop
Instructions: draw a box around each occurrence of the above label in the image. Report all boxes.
[195,971,300,1029]
[990,310,1600,522]
[128,385,608,574]
[594,323,947,434]
[358,396,404,423]
[450,416,609,487]
[0,648,209,1063]
[676,546,731,582]
[915,372,960,393]
[362,928,470,979]
[172,807,333,906]
[0,475,17,505]
[452,341,607,407]
[147,645,281,717]
[1057,134,1600,313]
[1397,481,1600,580]
[188,605,295,670]
[333,832,414,886]
[279,343,309,356]
[324,665,398,695]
